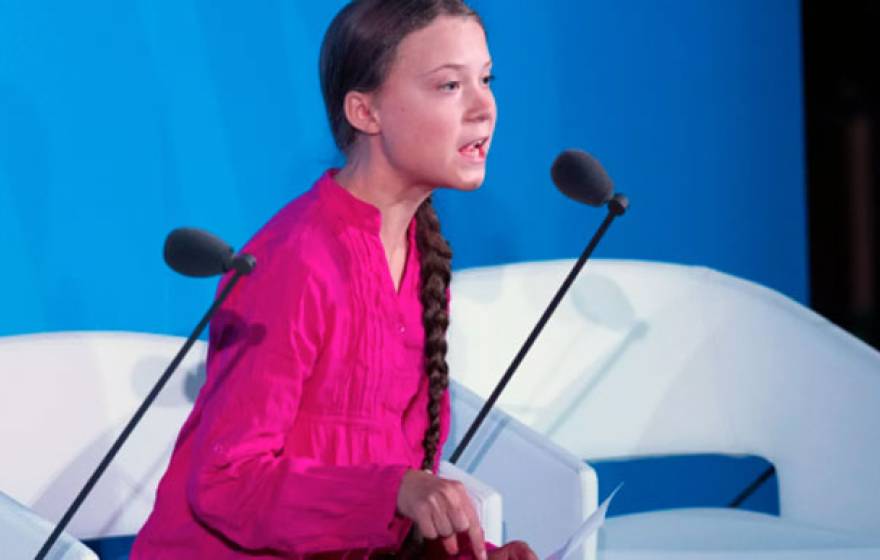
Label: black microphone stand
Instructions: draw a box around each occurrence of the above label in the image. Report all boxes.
[35,255,255,560]
[449,194,628,464]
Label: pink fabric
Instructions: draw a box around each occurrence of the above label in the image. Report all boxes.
[132,170,466,558]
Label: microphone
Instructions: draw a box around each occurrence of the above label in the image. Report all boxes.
[551,149,613,206]
[552,148,628,215]
[164,227,256,277]
[449,150,628,464]
[36,229,255,560]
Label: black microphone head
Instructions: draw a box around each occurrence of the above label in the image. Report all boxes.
[551,149,614,206]
[164,228,235,277]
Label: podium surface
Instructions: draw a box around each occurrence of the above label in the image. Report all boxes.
[0,490,97,559]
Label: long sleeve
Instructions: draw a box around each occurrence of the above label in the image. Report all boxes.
[185,244,411,555]
[133,171,440,558]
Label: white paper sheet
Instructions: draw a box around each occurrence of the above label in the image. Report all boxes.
[545,483,623,560]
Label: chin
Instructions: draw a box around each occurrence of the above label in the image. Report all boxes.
[445,168,487,192]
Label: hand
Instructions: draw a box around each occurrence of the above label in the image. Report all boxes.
[487,541,538,560]
[396,469,487,560]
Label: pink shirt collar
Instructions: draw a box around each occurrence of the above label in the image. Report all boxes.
[316,168,419,247]
[316,169,383,235]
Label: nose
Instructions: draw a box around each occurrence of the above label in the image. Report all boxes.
[466,82,495,124]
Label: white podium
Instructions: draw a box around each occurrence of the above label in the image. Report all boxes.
[0,490,97,559]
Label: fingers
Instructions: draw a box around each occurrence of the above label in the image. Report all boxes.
[432,481,483,558]
[465,506,487,560]
[430,494,456,538]
[398,470,488,558]
[443,480,485,560]
[441,534,459,556]
[442,483,471,534]
[414,502,438,540]
[438,486,476,555]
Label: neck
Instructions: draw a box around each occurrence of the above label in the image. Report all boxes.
[334,148,432,255]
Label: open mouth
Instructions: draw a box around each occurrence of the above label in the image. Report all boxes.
[458,136,490,161]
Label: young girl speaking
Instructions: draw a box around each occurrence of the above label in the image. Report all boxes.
[133,1,536,558]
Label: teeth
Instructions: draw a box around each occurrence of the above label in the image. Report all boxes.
[460,138,487,154]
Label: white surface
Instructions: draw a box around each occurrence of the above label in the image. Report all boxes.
[0,490,97,559]
[600,508,880,550]
[447,259,880,545]
[0,331,204,539]
[598,551,880,560]
[448,382,598,560]
[598,509,880,559]
[548,484,621,560]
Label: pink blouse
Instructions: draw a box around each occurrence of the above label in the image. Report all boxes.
[132,170,470,558]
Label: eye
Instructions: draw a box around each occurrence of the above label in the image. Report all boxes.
[482,73,496,86]
[439,80,460,92]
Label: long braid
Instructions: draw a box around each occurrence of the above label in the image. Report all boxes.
[415,197,453,471]
[393,197,453,559]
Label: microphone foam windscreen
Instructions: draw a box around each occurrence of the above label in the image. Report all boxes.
[164,228,234,277]
[551,149,614,206]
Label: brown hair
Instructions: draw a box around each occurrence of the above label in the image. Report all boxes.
[319,0,481,473]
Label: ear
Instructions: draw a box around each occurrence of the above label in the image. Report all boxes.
[343,91,381,136]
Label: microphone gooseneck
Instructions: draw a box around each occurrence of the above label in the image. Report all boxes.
[36,229,255,560]
[450,149,628,465]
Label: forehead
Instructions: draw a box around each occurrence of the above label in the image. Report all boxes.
[391,15,490,75]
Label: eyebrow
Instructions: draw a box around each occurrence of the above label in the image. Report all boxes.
[421,60,493,76]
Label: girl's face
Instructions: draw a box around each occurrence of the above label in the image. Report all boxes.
[371,15,496,192]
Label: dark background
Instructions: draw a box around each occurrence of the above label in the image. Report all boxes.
[803,0,880,350]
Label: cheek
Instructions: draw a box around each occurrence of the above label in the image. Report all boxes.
[385,104,458,158]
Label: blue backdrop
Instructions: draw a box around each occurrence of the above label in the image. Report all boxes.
[0,0,805,339]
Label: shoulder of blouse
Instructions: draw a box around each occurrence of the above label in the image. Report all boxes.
[239,186,347,285]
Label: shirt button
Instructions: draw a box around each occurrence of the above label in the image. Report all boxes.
[399,324,406,334]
